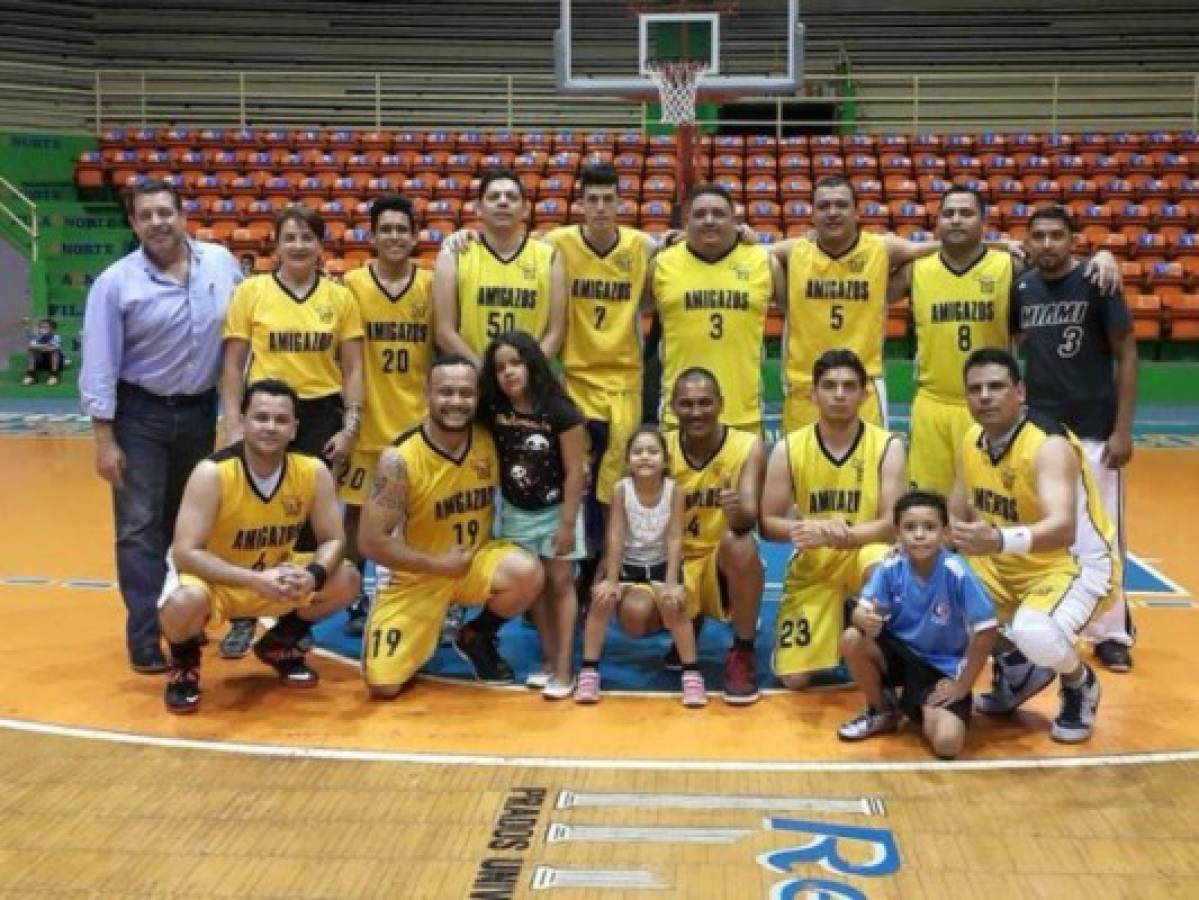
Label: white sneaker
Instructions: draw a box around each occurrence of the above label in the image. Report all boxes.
[542,676,574,700]
[525,668,551,689]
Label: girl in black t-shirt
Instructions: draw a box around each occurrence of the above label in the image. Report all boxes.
[478,330,587,699]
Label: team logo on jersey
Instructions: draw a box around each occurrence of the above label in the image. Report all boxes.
[611,249,633,273]
[732,263,752,282]
[520,259,538,280]
[315,303,335,324]
[852,457,866,484]
[471,455,493,479]
[976,276,996,294]
[282,496,303,517]
[846,255,867,274]
[931,597,951,624]
[1000,467,1016,491]
[410,299,429,320]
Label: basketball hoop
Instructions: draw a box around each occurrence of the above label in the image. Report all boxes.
[646,59,709,125]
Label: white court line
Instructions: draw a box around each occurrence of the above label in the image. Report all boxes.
[2,715,1198,774]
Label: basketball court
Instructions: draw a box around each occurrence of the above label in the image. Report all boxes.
[4,1,1199,896]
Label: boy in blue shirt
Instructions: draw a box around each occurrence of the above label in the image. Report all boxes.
[838,490,998,759]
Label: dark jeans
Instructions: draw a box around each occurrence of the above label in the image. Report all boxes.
[27,349,62,375]
[112,381,217,653]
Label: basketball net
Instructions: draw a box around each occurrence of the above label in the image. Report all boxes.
[645,59,709,126]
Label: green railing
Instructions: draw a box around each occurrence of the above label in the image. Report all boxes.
[0,174,37,262]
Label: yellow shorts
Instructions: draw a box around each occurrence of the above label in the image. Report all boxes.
[167,558,317,628]
[565,377,641,505]
[681,551,733,621]
[335,445,380,506]
[773,543,890,677]
[782,376,887,435]
[908,392,973,497]
[362,542,514,687]
[966,554,1113,628]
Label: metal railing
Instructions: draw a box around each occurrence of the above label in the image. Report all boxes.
[0,175,38,262]
[1,61,1197,135]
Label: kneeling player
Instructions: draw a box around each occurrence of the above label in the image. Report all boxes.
[358,356,543,697]
[761,350,907,689]
[950,349,1118,743]
[838,491,998,759]
[159,379,360,714]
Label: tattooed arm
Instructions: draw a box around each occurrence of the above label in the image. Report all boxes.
[357,447,473,577]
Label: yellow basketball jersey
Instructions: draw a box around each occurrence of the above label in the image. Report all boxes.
[665,426,759,558]
[546,225,649,396]
[654,241,772,427]
[912,250,1012,404]
[345,263,434,451]
[202,445,319,571]
[785,421,896,577]
[784,231,889,389]
[455,235,554,355]
[224,273,364,399]
[960,412,1116,582]
[390,423,498,585]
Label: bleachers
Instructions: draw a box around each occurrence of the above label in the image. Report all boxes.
[76,127,1199,344]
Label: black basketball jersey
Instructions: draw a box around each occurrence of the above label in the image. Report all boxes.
[1009,264,1132,440]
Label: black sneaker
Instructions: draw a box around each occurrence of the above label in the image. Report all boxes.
[164,666,200,714]
[1094,640,1132,673]
[252,635,319,688]
[130,644,168,674]
[343,594,370,637]
[453,624,515,684]
[218,618,256,659]
[662,643,683,672]
[1051,664,1101,743]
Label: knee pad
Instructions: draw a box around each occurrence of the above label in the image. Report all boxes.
[1009,607,1079,673]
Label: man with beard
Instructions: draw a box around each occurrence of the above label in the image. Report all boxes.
[357,356,544,697]
[157,379,360,714]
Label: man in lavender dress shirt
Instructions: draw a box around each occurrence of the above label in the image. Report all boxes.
[80,180,242,672]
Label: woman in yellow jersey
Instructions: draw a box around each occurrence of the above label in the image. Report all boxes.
[218,206,364,654]
[220,207,364,466]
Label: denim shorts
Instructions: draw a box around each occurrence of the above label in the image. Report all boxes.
[498,502,587,561]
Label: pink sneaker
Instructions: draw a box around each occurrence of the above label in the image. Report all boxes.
[681,669,708,708]
[574,668,600,704]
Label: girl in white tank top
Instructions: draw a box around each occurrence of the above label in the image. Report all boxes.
[574,426,707,708]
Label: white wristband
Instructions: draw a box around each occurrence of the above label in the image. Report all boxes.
[998,526,1033,555]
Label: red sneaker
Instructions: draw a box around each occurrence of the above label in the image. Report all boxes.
[722,645,760,705]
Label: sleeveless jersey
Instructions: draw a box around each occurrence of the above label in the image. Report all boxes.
[455,235,554,355]
[391,423,498,585]
[545,225,649,395]
[785,421,896,578]
[619,476,674,568]
[784,231,889,388]
[911,250,1012,404]
[345,263,434,450]
[665,426,759,558]
[654,241,772,427]
[224,273,363,399]
[960,411,1117,582]
[203,444,320,571]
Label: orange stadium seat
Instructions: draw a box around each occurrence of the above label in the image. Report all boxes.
[860,200,890,229]
[1051,154,1087,179]
[520,132,550,153]
[812,153,845,176]
[319,200,351,225]
[983,154,1017,177]
[1160,152,1193,175]
[454,131,486,154]
[553,131,583,153]
[583,131,615,154]
[546,151,579,175]
[711,135,742,153]
[887,299,911,340]
[1016,153,1052,178]
[847,153,879,176]
[1149,261,1187,300]
[1171,233,1199,259]
[1127,152,1159,176]
[1132,233,1168,265]
[434,176,469,200]
[511,151,546,175]
[642,175,675,201]
[779,153,811,176]
[324,129,358,151]
[877,134,909,153]
[74,151,103,188]
[615,132,647,154]
[746,200,782,227]
[912,134,943,153]
[712,153,744,176]
[844,134,877,152]
[977,133,1008,152]
[713,174,744,200]
[852,176,884,201]
[423,131,455,153]
[356,130,389,152]
[914,153,946,177]
[884,175,918,200]
[615,198,638,225]
[288,129,321,150]
[890,200,929,228]
[784,199,812,226]
[1043,133,1076,154]
[880,153,912,176]
[488,131,518,154]
[644,153,678,175]
[1027,179,1063,203]
[947,154,983,177]
[810,135,840,152]
[423,199,460,233]
[477,151,513,171]
[392,131,422,153]
[442,153,476,177]
[1165,293,1199,340]
[616,173,641,197]
[538,175,574,199]
[917,175,952,200]
[533,198,569,227]
[1148,131,1181,152]
[781,175,813,199]
[613,152,644,174]
[746,175,778,201]
[1077,132,1109,153]
[639,200,672,230]
[989,176,1025,201]
[778,136,808,152]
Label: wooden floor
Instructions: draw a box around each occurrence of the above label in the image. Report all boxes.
[2,434,1198,897]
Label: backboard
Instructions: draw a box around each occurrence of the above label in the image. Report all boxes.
[555,0,804,99]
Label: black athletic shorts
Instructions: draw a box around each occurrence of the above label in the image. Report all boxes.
[878,633,972,725]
